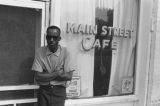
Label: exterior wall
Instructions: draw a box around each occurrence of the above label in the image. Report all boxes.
[148,0,160,106]
[134,0,153,106]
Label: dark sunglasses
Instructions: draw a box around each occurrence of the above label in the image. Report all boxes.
[46,36,59,40]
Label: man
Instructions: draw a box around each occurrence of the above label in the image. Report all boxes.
[32,26,75,106]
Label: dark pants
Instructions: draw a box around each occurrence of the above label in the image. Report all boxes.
[38,85,66,106]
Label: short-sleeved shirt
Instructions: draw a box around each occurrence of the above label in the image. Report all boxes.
[32,45,73,86]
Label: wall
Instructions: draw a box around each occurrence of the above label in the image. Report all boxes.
[149,0,160,105]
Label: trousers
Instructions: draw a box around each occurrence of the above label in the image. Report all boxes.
[37,85,66,106]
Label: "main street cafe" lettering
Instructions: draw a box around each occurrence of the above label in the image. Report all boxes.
[66,23,133,38]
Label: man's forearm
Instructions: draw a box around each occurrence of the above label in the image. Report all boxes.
[55,74,70,81]
[35,71,58,82]
[55,71,74,81]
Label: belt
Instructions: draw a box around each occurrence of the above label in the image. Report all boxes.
[40,84,65,88]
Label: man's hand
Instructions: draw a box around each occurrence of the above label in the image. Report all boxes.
[56,69,64,76]
[55,65,64,76]
[55,70,75,81]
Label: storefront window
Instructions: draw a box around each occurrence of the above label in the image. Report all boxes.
[59,0,138,98]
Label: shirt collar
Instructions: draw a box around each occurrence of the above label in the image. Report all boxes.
[46,45,61,57]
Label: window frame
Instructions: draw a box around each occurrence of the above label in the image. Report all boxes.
[0,0,45,105]
[51,0,153,106]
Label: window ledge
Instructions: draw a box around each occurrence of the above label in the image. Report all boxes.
[66,95,138,106]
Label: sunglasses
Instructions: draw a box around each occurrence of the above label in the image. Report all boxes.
[46,36,59,40]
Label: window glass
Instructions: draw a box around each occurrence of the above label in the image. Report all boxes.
[59,0,138,98]
[0,5,42,101]
[0,5,41,86]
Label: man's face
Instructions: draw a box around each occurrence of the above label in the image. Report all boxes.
[46,28,60,52]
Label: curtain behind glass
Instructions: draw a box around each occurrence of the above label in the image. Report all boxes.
[59,0,96,97]
[108,0,138,95]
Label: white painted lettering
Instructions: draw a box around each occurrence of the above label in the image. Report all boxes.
[101,26,108,35]
[93,39,101,48]
[102,39,109,48]
[77,24,85,34]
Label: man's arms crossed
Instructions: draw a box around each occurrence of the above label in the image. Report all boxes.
[34,69,75,83]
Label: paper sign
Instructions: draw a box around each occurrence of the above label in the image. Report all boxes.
[122,76,133,94]
[66,76,80,98]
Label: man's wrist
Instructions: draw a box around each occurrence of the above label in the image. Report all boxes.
[51,71,58,76]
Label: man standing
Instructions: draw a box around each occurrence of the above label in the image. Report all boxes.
[32,26,74,106]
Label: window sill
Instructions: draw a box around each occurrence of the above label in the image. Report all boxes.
[66,95,138,106]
